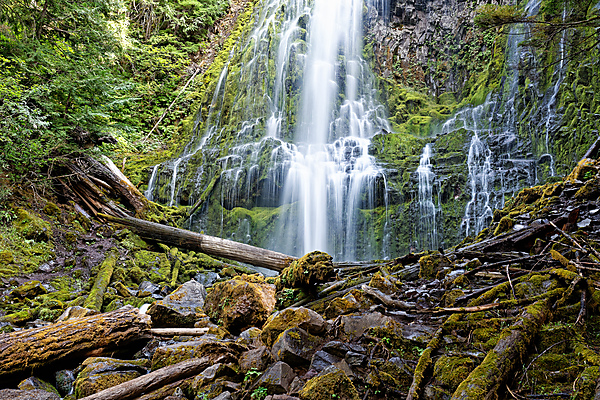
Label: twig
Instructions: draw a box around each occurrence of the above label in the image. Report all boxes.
[507,264,516,300]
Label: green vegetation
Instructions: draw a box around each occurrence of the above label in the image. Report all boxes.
[0,0,230,179]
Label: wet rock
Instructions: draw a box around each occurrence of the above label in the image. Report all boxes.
[271,327,322,365]
[238,326,264,347]
[147,280,207,327]
[204,275,276,334]
[345,351,366,367]
[257,361,296,394]
[138,281,161,297]
[309,351,342,373]
[10,281,47,299]
[195,271,221,287]
[298,367,359,400]
[54,370,75,397]
[0,389,60,400]
[276,251,336,289]
[56,306,98,321]
[239,346,274,373]
[261,307,326,347]
[73,357,149,398]
[18,377,60,396]
[190,363,239,389]
[322,341,366,358]
[151,337,246,369]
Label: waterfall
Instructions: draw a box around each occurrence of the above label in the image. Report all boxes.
[439,0,544,238]
[416,144,439,250]
[147,0,391,261]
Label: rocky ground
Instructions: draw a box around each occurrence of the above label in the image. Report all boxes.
[1,157,600,400]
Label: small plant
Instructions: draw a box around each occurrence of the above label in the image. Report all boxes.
[244,368,261,382]
[251,386,268,400]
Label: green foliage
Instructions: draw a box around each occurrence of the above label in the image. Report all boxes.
[474,5,526,30]
[0,0,230,178]
[251,387,268,400]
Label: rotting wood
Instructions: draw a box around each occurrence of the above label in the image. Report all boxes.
[0,306,151,383]
[100,213,295,271]
[78,356,225,400]
[450,298,554,400]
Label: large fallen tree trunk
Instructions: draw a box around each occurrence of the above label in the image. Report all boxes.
[78,356,225,400]
[0,306,150,383]
[100,213,296,271]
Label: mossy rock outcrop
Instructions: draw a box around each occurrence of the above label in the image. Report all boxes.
[13,208,52,242]
[204,274,276,334]
[299,368,360,400]
[261,307,326,347]
[276,251,336,290]
[73,357,149,398]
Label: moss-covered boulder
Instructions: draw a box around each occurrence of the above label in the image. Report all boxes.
[419,253,453,279]
[73,357,149,398]
[276,251,336,290]
[299,368,360,400]
[271,327,322,366]
[10,280,47,299]
[204,274,276,334]
[13,208,52,241]
[261,307,326,347]
[147,279,207,327]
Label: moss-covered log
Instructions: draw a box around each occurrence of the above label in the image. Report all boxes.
[101,213,295,271]
[0,306,151,383]
[78,356,224,400]
[450,298,554,400]
[83,250,118,311]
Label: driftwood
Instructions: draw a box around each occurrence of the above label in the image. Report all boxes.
[100,213,295,271]
[450,298,553,400]
[0,306,150,383]
[362,284,415,310]
[79,356,225,400]
[150,328,209,336]
[60,155,148,218]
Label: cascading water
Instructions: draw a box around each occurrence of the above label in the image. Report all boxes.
[416,144,439,250]
[146,0,391,261]
[438,0,545,238]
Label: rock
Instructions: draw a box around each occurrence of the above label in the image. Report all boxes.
[368,272,398,294]
[322,341,366,358]
[276,251,336,289]
[56,306,98,321]
[419,254,452,279]
[151,337,246,370]
[204,275,276,334]
[147,280,207,327]
[238,326,264,347]
[54,370,75,396]
[0,389,60,400]
[14,208,51,241]
[261,307,326,347]
[114,281,135,297]
[212,392,232,400]
[323,295,360,319]
[18,377,60,395]
[309,351,342,374]
[73,357,149,398]
[239,346,274,373]
[257,361,296,394]
[10,281,47,299]
[271,327,322,365]
[190,363,238,389]
[339,312,397,340]
[138,281,161,297]
[344,351,366,367]
[298,367,360,400]
[195,271,221,287]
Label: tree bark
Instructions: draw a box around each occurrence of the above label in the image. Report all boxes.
[100,213,296,271]
[78,356,224,400]
[0,306,151,383]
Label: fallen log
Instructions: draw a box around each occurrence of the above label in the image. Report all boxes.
[450,298,554,400]
[100,213,295,271]
[0,306,150,383]
[79,356,225,400]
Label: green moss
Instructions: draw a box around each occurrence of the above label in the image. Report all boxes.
[276,251,335,290]
[299,369,359,400]
[493,216,514,236]
[13,208,52,241]
[433,356,475,390]
[83,250,118,312]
